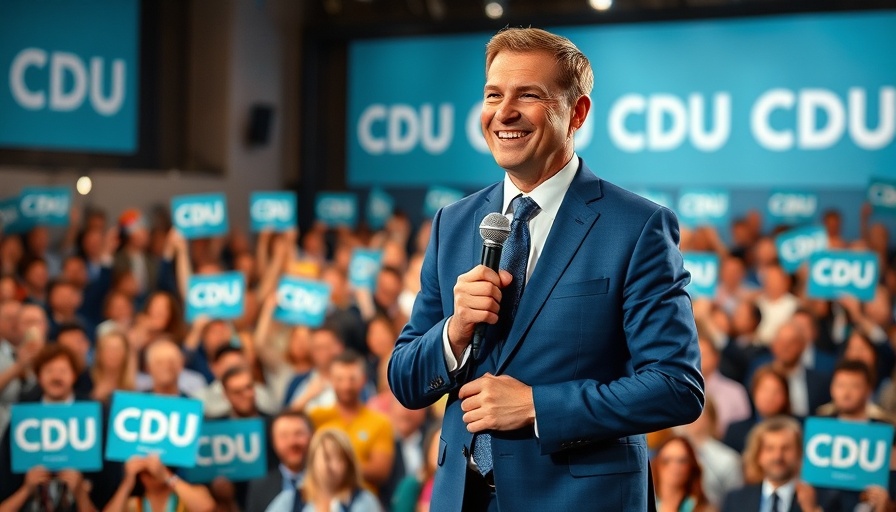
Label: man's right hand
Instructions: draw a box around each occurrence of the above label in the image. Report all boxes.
[448,265,513,359]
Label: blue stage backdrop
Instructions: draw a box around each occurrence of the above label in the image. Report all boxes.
[346,11,896,240]
[0,0,140,153]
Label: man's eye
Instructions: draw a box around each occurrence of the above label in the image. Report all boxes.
[521,93,539,99]
[485,93,500,99]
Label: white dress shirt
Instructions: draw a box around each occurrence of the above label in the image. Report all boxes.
[442,154,580,370]
[761,479,796,512]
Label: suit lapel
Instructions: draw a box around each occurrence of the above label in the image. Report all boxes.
[496,162,603,374]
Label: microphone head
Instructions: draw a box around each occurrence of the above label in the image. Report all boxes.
[479,212,511,247]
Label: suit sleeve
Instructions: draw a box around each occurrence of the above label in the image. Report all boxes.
[388,209,463,410]
[531,206,704,454]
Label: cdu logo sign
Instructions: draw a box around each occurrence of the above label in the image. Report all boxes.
[273,276,331,327]
[423,186,466,218]
[18,186,71,227]
[315,192,359,228]
[182,419,267,483]
[767,190,818,226]
[775,226,828,273]
[10,402,102,473]
[802,417,893,491]
[106,391,204,467]
[171,193,229,239]
[807,250,879,302]
[868,178,896,215]
[349,249,383,291]
[366,187,394,230]
[682,252,719,298]
[250,191,296,233]
[676,189,729,228]
[185,272,245,322]
[0,0,139,153]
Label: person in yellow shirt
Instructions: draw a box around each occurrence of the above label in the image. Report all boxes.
[308,349,395,492]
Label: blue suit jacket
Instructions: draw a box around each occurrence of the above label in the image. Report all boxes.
[388,161,704,511]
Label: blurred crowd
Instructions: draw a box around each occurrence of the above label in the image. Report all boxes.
[0,199,895,511]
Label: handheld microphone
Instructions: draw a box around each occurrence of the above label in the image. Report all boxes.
[471,212,511,359]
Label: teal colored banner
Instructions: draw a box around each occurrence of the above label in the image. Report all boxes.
[349,249,383,290]
[767,189,818,226]
[423,186,466,219]
[10,402,102,473]
[775,225,828,274]
[273,276,331,327]
[803,417,893,492]
[868,177,896,215]
[19,186,71,227]
[250,191,297,233]
[366,187,394,230]
[185,272,246,322]
[676,189,729,228]
[0,0,140,153]
[347,12,896,188]
[682,252,719,298]
[181,419,267,483]
[106,391,204,467]
[171,193,229,240]
[807,250,879,302]
[315,192,359,228]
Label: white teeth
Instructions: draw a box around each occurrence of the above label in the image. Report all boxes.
[497,131,528,139]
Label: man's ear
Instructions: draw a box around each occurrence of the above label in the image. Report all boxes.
[569,95,592,134]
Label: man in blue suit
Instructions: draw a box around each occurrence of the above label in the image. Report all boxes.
[388,27,704,511]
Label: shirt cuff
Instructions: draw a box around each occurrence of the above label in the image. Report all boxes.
[442,316,470,372]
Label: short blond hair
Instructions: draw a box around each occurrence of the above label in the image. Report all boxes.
[742,415,802,484]
[485,27,594,105]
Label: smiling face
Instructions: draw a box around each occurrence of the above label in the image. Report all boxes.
[480,50,589,189]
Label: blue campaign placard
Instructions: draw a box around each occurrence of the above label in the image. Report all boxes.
[250,191,296,233]
[171,193,229,239]
[676,189,729,228]
[315,192,359,228]
[0,196,30,234]
[423,186,466,219]
[635,189,674,209]
[682,252,719,298]
[273,276,331,327]
[807,251,879,302]
[181,419,267,483]
[802,417,894,492]
[185,272,245,322]
[767,189,818,225]
[0,0,140,153]
[775,226,828,274]
[366,187,394,230]
[868,178,896,215]
[106,391,204,467]
[18,186,71,226]
[10,402,102,473]
[349,249,383,290]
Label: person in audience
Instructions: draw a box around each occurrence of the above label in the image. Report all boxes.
[320,265,366,357]
[139,337,206,396]
[748,321,831,418]
[19,257,50,307]
[90,330,136,404]
[722,416,837,512]
[697,330,750,438]
[380,396,429,508]
[723,365,792,453]
[114,209,158,304]
[246,411,314,512]
[390,425,441,512]
[721,299,763,384]
[193,346,277,418]
[790,308,837,376]
[307,350,394,491]
[678,399,743,509]
[364,314,396,389]
[266,428,381,512]
[103,454,215,512]
[0,299,26,432]
[254,295,314,406]
[652,435,715,512]
[714,256,756,316]
[96,290,136,338]
[754,265,799,346]
[287,325,345,412]
[46,279,91,341]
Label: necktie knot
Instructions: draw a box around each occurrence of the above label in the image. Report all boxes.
[511,195,540,224]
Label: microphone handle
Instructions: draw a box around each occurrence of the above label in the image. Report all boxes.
[471,244,502,358]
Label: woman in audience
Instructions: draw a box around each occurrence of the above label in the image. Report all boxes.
[90,330,136,404]
[723,365,792,452]
[103,454,215,512]
[652,435,715,512]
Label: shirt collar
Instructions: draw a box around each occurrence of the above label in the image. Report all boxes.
[762,479,796,507]
[42,394,75,405]
[501,154,579,219]
[279,463,303,483]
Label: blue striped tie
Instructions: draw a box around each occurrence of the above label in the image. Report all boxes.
[472,194,540,476]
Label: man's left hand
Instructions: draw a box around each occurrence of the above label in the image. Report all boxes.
[459,373,535,432]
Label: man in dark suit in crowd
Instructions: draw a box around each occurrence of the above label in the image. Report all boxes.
[722,416,838,512]
[389,27,703,511]
[245,410,314,512]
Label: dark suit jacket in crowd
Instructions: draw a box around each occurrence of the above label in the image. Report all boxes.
[245,470,285,512]
[722,483,841,512]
